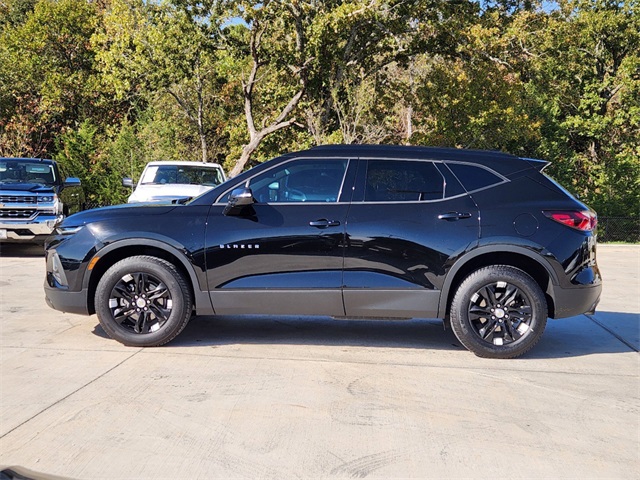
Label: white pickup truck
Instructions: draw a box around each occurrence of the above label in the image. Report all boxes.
[123,161,227,203]
[0,158,83,243]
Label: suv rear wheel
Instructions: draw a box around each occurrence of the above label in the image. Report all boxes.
[450,266,547,359]
[95,255,192,347]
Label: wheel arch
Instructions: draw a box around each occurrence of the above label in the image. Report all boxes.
[84,239,211,316]
[439,246,559,320]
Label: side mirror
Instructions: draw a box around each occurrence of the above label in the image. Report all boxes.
[122,177,134,188]
[223,187,255,216]
[63,177,81,188]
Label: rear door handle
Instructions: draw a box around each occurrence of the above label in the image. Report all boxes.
[438,212,472,221]
[309,219,341,228]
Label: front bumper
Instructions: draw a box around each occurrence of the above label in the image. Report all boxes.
[0,215,63,241]
[44,282,90,315]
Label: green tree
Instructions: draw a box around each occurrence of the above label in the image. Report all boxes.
[94,0,227,163]
[54,120,99,203]
[0,0,37,28]
[527,0,640,215]
[211,1,312,176]
[303,0,432,144]
[403,5,543,152]
[0,0,102,157]
[0,0,636,216]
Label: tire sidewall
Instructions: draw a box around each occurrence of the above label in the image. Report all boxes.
[95,257,190,347]
[450,266,547,359]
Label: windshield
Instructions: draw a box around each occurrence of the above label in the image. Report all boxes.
[141,165,224,186]
[0,161,57,185]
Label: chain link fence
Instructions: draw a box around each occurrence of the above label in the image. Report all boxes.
[598,217,640,243]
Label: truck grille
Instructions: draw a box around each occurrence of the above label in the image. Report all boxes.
[0,209,36,219]
[0,195,37,203]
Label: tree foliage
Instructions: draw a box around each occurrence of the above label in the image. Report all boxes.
[0,0,636,215]
[0,0,102,156]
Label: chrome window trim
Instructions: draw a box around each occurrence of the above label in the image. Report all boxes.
[215,155,509,205]
[350,193,470,205]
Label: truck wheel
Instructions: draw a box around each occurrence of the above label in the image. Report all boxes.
[95,256,192,347]
[450,266,547,359]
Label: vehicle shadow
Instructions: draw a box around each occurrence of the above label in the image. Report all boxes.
[0,243,45,257]
[168,316,462,352]
[161,311,638,358]
[528,311,639,358]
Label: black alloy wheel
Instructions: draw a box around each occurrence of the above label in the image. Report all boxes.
[108,271,171,334]
[95,256,192,347]
[450,266,547,359]
[468,281,533,346]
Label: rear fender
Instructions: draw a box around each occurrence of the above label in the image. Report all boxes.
[437,243,560,318]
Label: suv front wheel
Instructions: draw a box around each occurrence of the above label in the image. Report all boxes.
[95,256,193,347]
[450,266,547,359]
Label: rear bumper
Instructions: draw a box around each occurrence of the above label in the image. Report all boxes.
[551,283,602,318]
[44,282,90,315]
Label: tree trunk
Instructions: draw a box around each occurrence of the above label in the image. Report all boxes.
[200,132,208,163]
[406,105,413,141]
[197,68,208,163]
[230,136,262,177]
[227,11,308,177]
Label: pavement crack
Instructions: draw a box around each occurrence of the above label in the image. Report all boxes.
[585,314,639,352]
[0,348,142,439]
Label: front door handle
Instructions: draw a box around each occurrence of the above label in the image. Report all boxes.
[309,219,341,228]
[438,212,472,221]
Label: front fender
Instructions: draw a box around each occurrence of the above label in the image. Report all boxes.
[83,236,214,316]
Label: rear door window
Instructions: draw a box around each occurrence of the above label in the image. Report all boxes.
[364,160,444,202]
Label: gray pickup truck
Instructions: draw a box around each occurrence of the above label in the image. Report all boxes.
[0,158,83,243]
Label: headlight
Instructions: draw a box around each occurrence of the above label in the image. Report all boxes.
[50,252,69,287]
[38,195,57,203]
[55,225,84,235]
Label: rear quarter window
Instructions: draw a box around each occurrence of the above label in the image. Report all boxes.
[446,163,504,192]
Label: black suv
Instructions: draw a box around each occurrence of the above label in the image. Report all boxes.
[44,145,601,358]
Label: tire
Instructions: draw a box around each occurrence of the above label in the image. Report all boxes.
[95,255,193,347]
[450,266,547,359]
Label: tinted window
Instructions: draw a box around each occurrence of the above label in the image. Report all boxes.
[446,163,503,192]
[364,160,444,202]
[249,159,348,203]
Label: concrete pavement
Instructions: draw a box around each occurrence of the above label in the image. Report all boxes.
[0,244,638,479]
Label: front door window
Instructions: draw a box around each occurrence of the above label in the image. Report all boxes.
[249,159,348,204]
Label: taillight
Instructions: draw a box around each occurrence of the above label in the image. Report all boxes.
[544,210,597,231]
